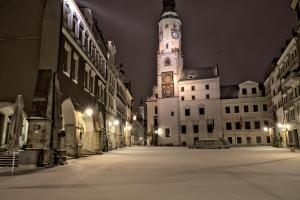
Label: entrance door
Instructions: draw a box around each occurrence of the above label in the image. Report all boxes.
[294,130,299,149]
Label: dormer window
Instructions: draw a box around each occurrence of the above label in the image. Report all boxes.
[188,75,195,79]
[164,57,171,66]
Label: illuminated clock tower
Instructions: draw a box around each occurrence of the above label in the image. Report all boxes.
[157,0,183,99]
[156,0,183,145]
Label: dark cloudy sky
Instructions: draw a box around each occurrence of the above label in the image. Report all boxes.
[77,0,296,109]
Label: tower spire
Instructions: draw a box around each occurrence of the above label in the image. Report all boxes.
[162,0,176,12]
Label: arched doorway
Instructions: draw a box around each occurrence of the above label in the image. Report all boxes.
[61,98,82,157]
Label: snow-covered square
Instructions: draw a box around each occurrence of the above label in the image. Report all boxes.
[0,147,299,200]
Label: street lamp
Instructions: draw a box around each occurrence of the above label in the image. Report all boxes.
[114,119,120,126]
[133,115,137,121]
[263,127,269,132]
[84,108,93,117]
[127,125,132,131]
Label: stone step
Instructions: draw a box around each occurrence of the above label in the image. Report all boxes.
[0,154,19,167]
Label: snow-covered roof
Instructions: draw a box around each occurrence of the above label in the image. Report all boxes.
[180,66,219,81]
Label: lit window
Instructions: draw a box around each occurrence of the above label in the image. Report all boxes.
[63,42,72,76]
[72,53,79,83]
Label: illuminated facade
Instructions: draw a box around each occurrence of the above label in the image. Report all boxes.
[0,0,133,165]
[147,0,222,146]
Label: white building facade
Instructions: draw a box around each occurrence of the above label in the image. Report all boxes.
[147,0,271,147]
[147,0,222,146]
[221,81,271,146]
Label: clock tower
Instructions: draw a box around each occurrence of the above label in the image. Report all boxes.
[157,0,183,99]
[156,0,183,146]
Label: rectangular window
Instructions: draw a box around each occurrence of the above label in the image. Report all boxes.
[242,88,247,94]
[225,106,230,113]
[237,137,242,144]
[84,64,91,90]
[193,125,199,133]
[192,95,195,100]
[181,96,185,101]
[256,136,262,144]
[90,72,95,94]
[244,105,249,112]
[264,121,269,127]
[235,122,241,130]
[191,86,195,91]
[181,87,184,92]
[206,94,210,99]
[154,117,158,127]
[165,128,171,137]
[227,137,233,144]
[253,105,258,112]
[155,106,158,114]
[247,137,252,144]
[252,88,257,94]
[72,14,78,34]
[226,122,232,130]
[266,136,271,143]
[199,107,205,115]
[185,109,190,116]
[245,121,251,129]
[263,104,268,111]
[207,124,213,133]
[234,106,239,113]
[254,121,261,129]
[181,125,187,134]
[63,42,72,76]
[206,84,209,90]
[72,53,79,82]
[171,111,174,116]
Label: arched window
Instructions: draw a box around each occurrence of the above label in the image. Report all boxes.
[165,57,171,66]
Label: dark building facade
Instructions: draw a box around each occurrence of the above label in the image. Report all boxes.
[0,0,133,164]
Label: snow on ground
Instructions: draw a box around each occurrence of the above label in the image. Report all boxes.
[0,147,299,200]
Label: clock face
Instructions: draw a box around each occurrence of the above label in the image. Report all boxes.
[163,74,173,84]
[162,85,174,98]
[172,31,179,39]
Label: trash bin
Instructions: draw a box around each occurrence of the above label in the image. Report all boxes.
[290,144,296,152]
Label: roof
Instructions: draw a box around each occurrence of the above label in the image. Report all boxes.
[180,66,219,81]
[220,85,239,99]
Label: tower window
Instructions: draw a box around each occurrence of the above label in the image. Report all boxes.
[165,24,169,29]
[164,57,171,66]
[166,43,169,49]
[185,109,190,116]
[173,24,176,29]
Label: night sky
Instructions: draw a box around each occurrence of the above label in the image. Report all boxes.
[77,0,296,109]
